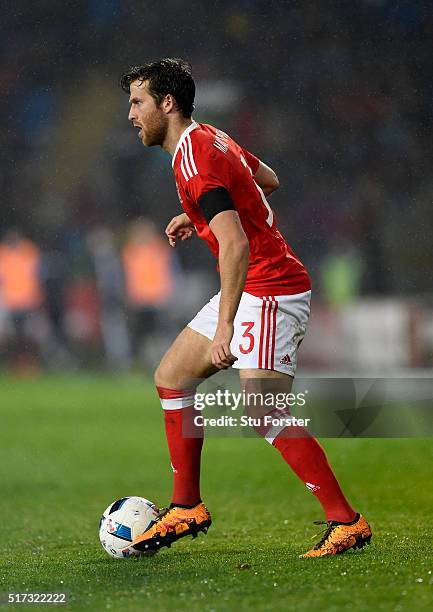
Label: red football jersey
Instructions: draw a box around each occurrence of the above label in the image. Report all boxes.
[172,121,311,296]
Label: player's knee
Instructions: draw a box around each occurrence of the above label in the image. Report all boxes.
[154,363,169,389]
[154,362,193,392]
[154,362,180,390]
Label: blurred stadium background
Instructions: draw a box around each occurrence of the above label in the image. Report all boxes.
[1,0,432,375]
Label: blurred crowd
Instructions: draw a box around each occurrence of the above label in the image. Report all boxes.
[1,1,432,369]
[0,222,216,371]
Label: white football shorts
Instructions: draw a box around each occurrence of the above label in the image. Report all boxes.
[187,290,311,376]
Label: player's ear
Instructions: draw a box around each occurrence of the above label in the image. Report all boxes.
[163,94,177,114]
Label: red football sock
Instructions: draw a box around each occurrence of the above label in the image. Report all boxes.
[157,387,203,507]
[273,428,356,523]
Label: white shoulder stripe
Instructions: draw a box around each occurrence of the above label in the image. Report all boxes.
[186,134,198,176]
[181,140,193,179]
[172,120,199,168]
[178,136,199,183]
[179,148,189,182]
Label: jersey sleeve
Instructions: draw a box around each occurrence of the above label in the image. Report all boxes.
[185,147,232,204]
[241,148,260,175]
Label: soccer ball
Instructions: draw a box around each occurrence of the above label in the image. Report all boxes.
[99,496,159,558]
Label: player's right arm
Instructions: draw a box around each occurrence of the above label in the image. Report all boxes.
[165,213,195,247]
[253,160,280,196]
[242,148,279,197]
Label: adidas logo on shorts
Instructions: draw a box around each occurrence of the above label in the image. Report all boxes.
[280,353,291,365]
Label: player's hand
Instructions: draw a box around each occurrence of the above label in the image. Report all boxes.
[211,323,237,369]
[165,213,195,247]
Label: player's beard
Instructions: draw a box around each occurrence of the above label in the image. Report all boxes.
[141,109,168,147]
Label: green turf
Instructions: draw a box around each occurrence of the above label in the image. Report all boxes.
[1,375,432,611]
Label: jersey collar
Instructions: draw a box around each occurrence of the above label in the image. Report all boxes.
[171,120,199,168]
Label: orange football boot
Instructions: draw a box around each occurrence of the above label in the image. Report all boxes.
[300,513,372,558]
[127,502,211,554]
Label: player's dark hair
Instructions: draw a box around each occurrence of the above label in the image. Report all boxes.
[120,58,195,118]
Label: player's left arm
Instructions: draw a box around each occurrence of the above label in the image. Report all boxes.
[209,208,249,369]
[197,186,249,369]
[188,148,249,368]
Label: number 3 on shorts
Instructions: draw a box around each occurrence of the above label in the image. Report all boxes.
[239,321,255,354]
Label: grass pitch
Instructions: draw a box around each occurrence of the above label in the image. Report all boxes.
[1,375,432,611]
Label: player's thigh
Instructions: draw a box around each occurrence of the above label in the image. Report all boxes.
[155,326,218,389]
[238,368,293,418]
[239,368,294,403]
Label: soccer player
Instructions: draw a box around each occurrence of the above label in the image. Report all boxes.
[120,58,372,558]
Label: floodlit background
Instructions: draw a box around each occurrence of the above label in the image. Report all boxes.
[1,0,432,374]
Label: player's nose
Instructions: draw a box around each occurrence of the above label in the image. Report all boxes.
[128,107,136,122]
